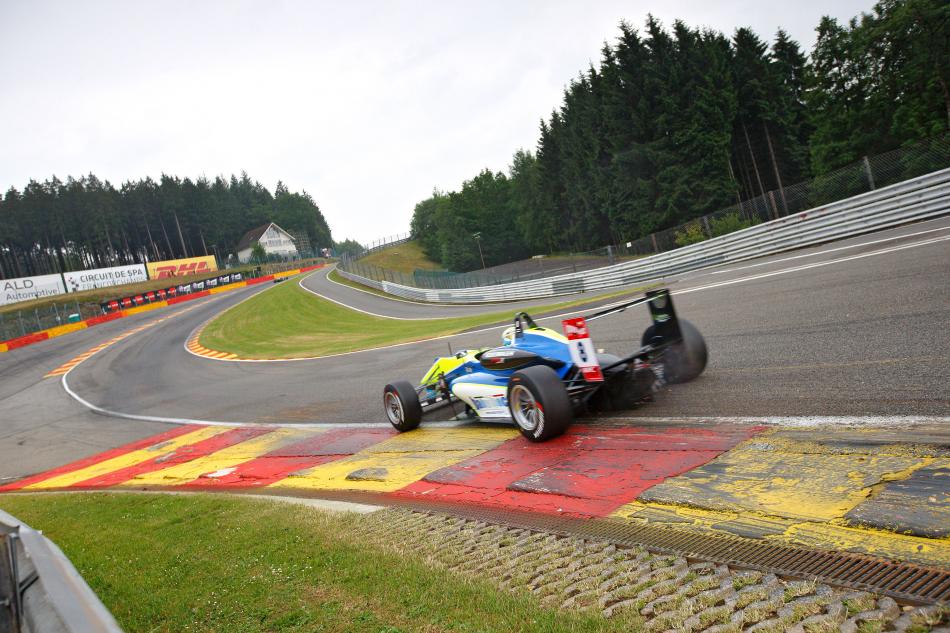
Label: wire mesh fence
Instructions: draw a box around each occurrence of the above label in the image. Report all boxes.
[0,300,92,340]
[340,133,950,290]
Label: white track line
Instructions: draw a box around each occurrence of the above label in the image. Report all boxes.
[65,232,950,427]
[697,222,950,277]
[674,234,950,296]
[299,273,443,320]
[302,271,635,321]
[185,232,950,363]
[607,415,950,427]
[323,266,506,308]
[60,369,950,430]
[323,220,950,313]
[61,373,473,429]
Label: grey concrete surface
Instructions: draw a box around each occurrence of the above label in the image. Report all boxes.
[0,288,267,481]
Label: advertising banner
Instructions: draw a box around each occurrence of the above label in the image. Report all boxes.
[0,274,67,307]
[63,264,147,293]
[146,255,217,279]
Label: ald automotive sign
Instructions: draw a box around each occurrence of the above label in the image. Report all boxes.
[1,274,67,307]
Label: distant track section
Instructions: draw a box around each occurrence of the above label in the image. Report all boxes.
[339,167,950,302]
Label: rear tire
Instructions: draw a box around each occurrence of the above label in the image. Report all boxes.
[507,365,573,442]
[641,318,707,384]
[383,381,422,432]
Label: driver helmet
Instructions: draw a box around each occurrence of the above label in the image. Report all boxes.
[501,326,516,346]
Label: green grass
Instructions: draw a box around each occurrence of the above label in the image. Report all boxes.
[199,273,644,359]
[358,240,444,273]
[328,268,425,300]
[0,493,626,633]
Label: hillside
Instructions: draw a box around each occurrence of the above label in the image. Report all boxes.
[357,240,445,274]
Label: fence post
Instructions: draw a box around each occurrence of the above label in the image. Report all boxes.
[702,216,712,237]
[768,191,779,219]
[651,233,659,253]
[863,156,876,190]
[17,311,26,337]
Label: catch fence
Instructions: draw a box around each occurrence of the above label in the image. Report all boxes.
[340,133,950,289]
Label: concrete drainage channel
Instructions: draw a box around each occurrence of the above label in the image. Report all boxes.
[413,505,950,605]
[249,489,948,630]
[346,506,949,632]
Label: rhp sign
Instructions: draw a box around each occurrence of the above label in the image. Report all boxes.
[561,317,604,382]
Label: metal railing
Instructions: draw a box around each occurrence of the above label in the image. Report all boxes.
[336,165,950,303]
[340,133,950,290]
[355,233,412,258]
[0,509,122,633]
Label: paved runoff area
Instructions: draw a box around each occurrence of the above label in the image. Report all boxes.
[5,421,948,568]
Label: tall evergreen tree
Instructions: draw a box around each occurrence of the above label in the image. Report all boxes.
[0,173,332,279]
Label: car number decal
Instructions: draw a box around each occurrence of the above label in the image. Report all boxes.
[562,317,604,382]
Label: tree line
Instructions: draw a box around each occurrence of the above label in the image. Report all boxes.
[411,0,949,272]
[0,173,334,279]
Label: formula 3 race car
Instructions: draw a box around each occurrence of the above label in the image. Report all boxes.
[382,288,707,442]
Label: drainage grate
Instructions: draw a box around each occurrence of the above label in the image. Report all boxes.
[233,488,950,604]
[398,501,950,605]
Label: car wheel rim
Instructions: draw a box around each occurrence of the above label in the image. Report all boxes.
[510,385,542,432]
[384,392,404,425]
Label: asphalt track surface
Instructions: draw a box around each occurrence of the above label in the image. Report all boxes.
[0,216,948,482]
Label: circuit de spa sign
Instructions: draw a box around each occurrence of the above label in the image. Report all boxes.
[63,264,148,293]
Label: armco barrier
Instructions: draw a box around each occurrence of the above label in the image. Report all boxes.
[0,265,325,353]
[0,508,122,633]
[338,167,950,302]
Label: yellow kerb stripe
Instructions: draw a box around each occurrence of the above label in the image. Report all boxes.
[121,428,316,486]
[45,322,89,338]
[270,427,517,493]
[122,301,168,316]
[27,426,228,490]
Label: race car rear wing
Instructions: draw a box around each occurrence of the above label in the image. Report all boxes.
[584,287,683,350]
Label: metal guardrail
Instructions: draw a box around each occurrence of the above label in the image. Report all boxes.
[337,167,950,303]
[0,509,122,633]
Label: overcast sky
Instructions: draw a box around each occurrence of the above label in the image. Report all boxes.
[1,0,872,244]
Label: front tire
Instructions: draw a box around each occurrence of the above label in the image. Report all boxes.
[507,365,573,442]
[642,318,707,383]
[383,381,422,432]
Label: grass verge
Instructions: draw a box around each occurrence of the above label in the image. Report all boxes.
[357,240,444,273]
[0,493,625,633]
[199,273,645,358]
